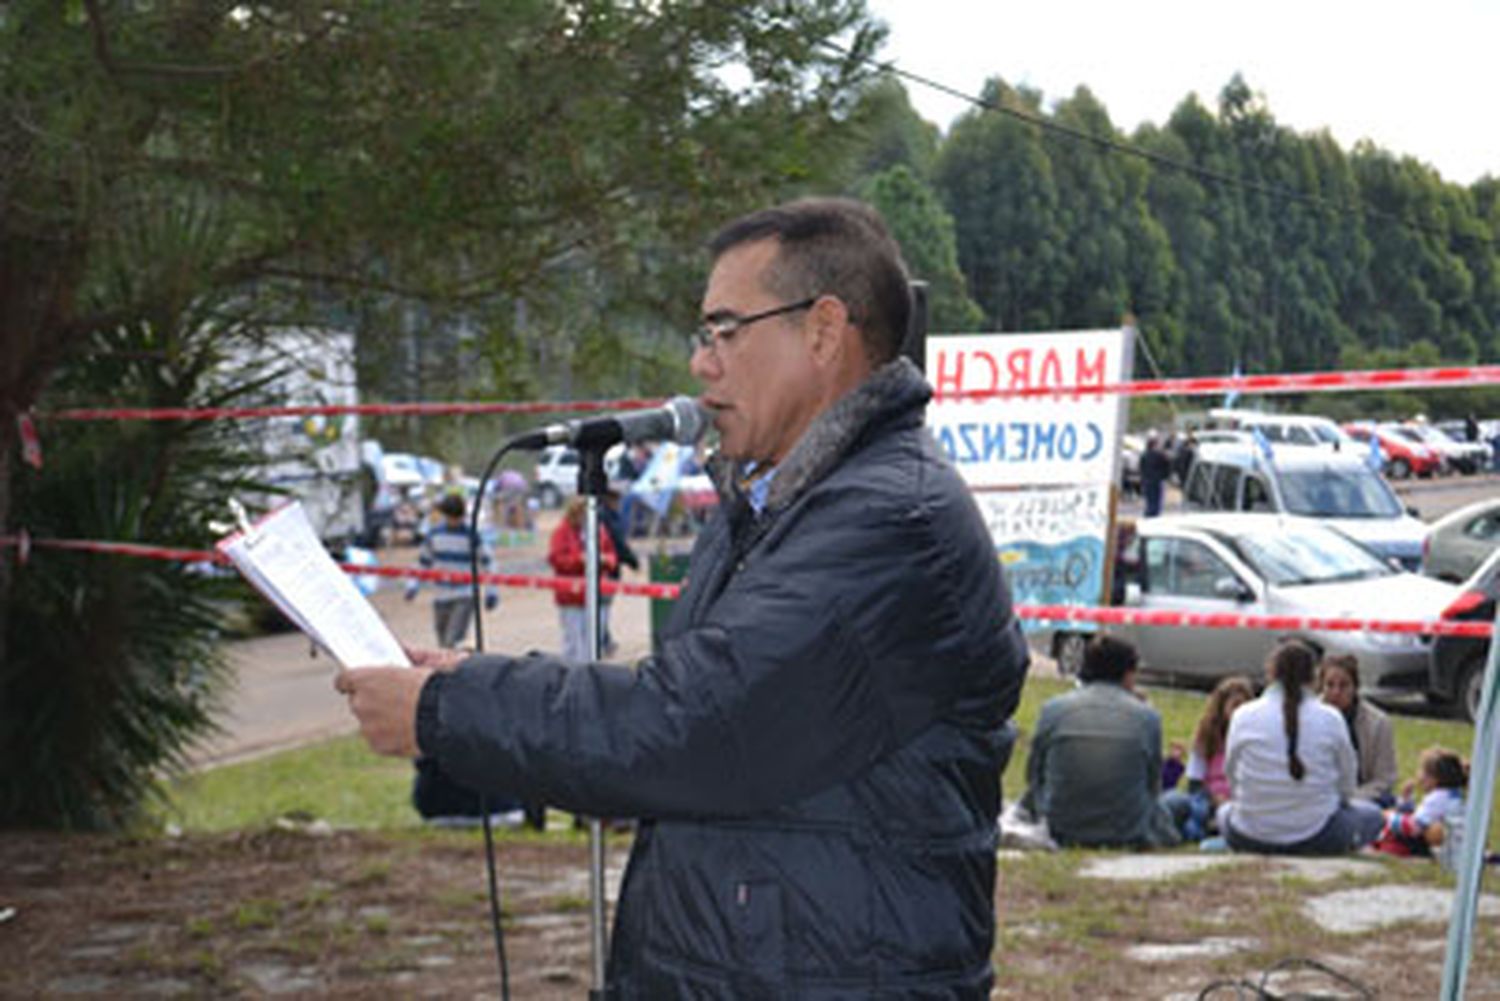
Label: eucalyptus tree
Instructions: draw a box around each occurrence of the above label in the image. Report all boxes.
[861,165,983,332]
[934,78,1066,331]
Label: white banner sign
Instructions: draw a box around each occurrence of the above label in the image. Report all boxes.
[926,329,1133,489]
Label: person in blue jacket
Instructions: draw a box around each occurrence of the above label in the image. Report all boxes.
[337,197,1030,998]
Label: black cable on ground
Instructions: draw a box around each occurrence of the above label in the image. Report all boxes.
[1195,955,1375,999]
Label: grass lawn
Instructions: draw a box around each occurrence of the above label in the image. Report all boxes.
[160,675,1497,849]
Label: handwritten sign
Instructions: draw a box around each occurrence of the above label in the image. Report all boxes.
[974,485,1111,626]
[926,329,1132,488]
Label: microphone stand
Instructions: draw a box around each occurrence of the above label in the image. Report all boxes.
[576,445,611,1000]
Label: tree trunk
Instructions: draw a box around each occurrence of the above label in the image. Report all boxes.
[0,440,10,676]
[0,232,92,674]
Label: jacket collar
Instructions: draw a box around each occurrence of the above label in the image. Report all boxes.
[709,357,931,514]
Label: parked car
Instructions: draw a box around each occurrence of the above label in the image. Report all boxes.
[1402,421,1489,475]
[1435,417,1488,448]
[532,444,626,509]
[1237,413,1359,453]
[1341,423,1441,479]
[1180,439,1427,569]
[1035,513,1457,697]
[1429,547,1500,723]
[1423,497,1500,582]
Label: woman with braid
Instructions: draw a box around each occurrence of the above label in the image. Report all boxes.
[1216,640,1385,855]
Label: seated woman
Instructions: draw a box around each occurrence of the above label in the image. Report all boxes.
[1161,675,1255,840]
[1216,640,1385,855]
[1316,653,1397,843]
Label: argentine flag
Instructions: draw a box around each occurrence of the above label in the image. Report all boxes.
[1223,361,1242,409]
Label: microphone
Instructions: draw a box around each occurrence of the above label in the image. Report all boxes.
[511,395,710,451]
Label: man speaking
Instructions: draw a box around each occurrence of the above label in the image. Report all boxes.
[338,197,1029,998]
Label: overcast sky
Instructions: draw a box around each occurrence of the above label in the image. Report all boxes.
[863,0,1497,186]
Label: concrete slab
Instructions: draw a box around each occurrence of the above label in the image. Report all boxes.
[1304,884,1500,934]
[1126,937,1258,963]
[1081,854,1243,881]
[1272,856,1385,882]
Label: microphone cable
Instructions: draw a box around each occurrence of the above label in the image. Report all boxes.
[463,437,527,1001]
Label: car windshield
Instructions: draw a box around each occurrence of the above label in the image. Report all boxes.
[1278,467,1403,518]
[1310,424,1343,445]
[1223,526,1395,586]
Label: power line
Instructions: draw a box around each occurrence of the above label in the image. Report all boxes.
[819,39,1495,250]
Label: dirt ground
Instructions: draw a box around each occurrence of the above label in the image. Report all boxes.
[3,826,1497,999]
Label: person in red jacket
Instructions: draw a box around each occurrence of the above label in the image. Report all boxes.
[547,496,618,662]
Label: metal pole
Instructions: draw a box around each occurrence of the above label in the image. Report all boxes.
[1440,602,1500,999]
[576,447,611,999]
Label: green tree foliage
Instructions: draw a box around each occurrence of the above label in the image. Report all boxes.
[1,0,883,827]
[934,79,1067,331]
[2,308,275,828]
[861,165,983,331]
[843,76,941,180]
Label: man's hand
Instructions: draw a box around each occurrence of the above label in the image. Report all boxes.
[334,667,434,757]
[404,646,467,672]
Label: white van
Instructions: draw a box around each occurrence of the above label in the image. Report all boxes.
[1249,415,1357,452]
[1209,410,1358,453]
[1181,440,1426,569]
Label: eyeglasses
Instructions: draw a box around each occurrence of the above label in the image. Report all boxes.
[693,297,817,353]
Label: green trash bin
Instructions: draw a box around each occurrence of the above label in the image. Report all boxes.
[649,550,692,644]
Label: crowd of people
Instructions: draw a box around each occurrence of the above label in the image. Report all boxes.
[1016,635,1470,861]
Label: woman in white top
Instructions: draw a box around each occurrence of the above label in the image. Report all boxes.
[1217,640,1385,855]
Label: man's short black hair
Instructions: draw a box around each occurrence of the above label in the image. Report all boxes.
[1078,634,1139,684]
[437,493,466,519]
[708,197,912,365]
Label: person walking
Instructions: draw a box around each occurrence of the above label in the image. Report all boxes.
[404,492,498,649]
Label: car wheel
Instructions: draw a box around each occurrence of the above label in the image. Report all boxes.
[1055,633,1088,677]
[1456,654,1488,724]
[538,484,563,509]
[1389,457,1411,479]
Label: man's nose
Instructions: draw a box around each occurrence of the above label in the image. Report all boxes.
[689,342,718,381]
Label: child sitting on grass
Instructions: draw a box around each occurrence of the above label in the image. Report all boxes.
[1371,746,1468,858]
[1161,675,1255,842]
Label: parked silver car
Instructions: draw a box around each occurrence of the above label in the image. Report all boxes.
[1422,497,1500,582]
[1035,513,1458,697]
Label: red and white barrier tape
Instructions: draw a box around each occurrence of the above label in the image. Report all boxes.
[937,363,1500,402]
[2,534,1490,638]
[38,363,1500,423]
[0,535,682,601]
[49,396,667,422]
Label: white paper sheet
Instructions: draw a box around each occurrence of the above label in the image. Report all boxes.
[218,502,410,670]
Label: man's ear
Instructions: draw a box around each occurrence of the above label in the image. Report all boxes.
[805,295,855,366]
